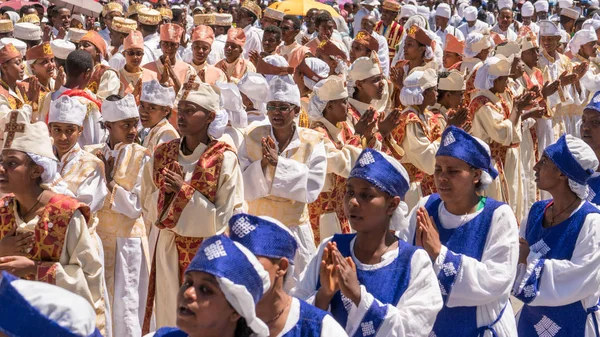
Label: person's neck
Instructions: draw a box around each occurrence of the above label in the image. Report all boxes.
[193,58,207,66]
[188,327,236,337]
[124,63,141,73]
[183,132,210,153]
[141,30,154,38]
[416,102,429,112]
[284,39,296,46]
[256,288,291,334]
[596,150,600,171]
[324,112,344,127]
[15,186,45,219]
[354,227,396,264]
[273,125,295,147]
[524,60,536,70]
[578,51,590,60]
[1,75,17,89]
[37,76,50,88]
[439,23,447,31]
[445,192,480,215]
[226,57,239,64]
[56,144,76,160]
[107,137,123,150]
[383,20,392,27]
[468,21,476,28]
[438,98,450,110]
[64,78,84,89]
[355,90,372,104]
[408,58,424,70]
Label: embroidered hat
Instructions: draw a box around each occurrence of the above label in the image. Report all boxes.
[400,4,417,18]
[519,27,539,51]
[123,30,145,51]
[160,23,184,43]
[348,52,381,82]
[14,22,41,41]
[317,39,348,62]
[80,30,107,59]
[0,43,20,64]
[194,14,215,25]
[2,109,57,160]
[436,125,498,178]
[534,0,549,12]
[0,272,101,337]
[214,13,233,26]
[159,8,173,19]
[354,31,379,51]
[111,17,137,34]
[266,76,301,107]
[186,235,270,337]
[51,39,76,60]
[349,148,410,198]
[539,20,562,36]
[496,41,521,58]
[0,20,13,33]
[242,1,262,19]
[464,6,478,21]
[126,3,147,18]
[102,94,139,122]
[568,28,597,54]
[140,79,175,107]
[585,90,600,113]
[18,14,40,24]
[522,1,535,16]
[192,25,215,45]
[71,13,86,29]
[138,8,162,25]
[67,28,88,44]
[49,95,87,126]
[226,27,246,47]
[406,24,434,47]
[25,42,53,61]
[229,213,298,264]
[438,70,465,91]
[544,134,598,188]
[178,77,222,113]
[444,33,465,54]
[436,3,451,18]
[382,0,401,12]
[263,7,284,21]
[103,2,124,17]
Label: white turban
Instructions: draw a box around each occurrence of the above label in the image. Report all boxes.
[308,76,348,119]
[568,28,597,55]
[522,1,534,16]
[436,3,451,18]
[400,4,417,18]
[465,32,491,58]
[474,56,512,90]
[534,0,549,12]
[28,152,58,184]
[582,13,600,31]
[400,68,437,106]
[302,58,331,91]
[464,6,478,21]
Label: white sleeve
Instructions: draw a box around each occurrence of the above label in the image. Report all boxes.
[238,137,271,201]
[433,205,519,307]
[75,166,109,214]
[271,140,327,204]
[291,239,329,304]
[513,212,600,307]
[321,314,349,337]
[401,122,440,175]
[108,53,126,71]
[243,30,263,60]
[400,196,430,244]
[110,153,151,219]
[96,70,120,101]
[346,249,443,337]
[376,35,390,77]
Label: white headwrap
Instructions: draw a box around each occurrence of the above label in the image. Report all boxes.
[534,0,549,12]
[266,76,301,107]
[522,1,535,17]
[567,28,597,55]
[399,68,437,106]
[238,72,269,115]
[216,82,247,129]
[302,58,330,91]
[436,4,451,18]
[308,76,348,119]
[5,12,18,26]
[27,153,58,184]
[464,32,491,58]
[262,55,291,83]
[582,14,600,32]
[474,56,512,90]
[464,6,478,21]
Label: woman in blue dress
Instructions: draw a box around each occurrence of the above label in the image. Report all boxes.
[293,148,443,337]
[513,134,600,337]
[580,91,600,204]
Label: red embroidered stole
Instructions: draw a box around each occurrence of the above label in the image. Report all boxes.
[0,194,89,283]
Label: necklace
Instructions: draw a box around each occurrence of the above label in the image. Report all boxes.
[265,296,292,325]
[19,194,43,221]
[548,197,579,227]
[276,126,295,155]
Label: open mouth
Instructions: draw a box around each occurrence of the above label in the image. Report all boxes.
[178,305,195,317]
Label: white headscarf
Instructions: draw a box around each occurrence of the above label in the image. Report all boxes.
[474,56,501,90]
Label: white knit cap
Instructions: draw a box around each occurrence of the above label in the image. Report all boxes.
[13,23,41,41]
[464,6,478,21]
[266,76,301,107]
[140,79,175,107]
[522,1,534,17]
[49,96,87,126]
[568,28,597,54]
[435,3,451,18]
[561,7,580,19]
[50,39,76,60]
[308,75,348,119]
[498,0,512,9]
[179,80,222,113]
[0,38,26,56]
[400,4,417,18]
[558,0,573,8]
[535,0,549,12]
[102,94,139,122]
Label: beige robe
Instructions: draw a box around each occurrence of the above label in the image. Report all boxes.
[142,118,180,154]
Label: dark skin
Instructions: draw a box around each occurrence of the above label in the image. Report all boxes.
[223,42,243,63]
[349,41,370,62]
[139,101,171,129]
[317,20,335,42]
[1,56,40,104]
[159,41,182,93]
[236,8,255,29]
[79,40,101,65]
[255,257,292,337]
[52,8,71,32]
[109,30,128,49]
[103,9,123,32]
[497,8,513,31]
[262,32,281,55]
[435,15,449,31]
[263,101,299,170]
[443,51,461,69]
[192,40,211,65]
[380,9,399,27]
[315,177,400,310]
[580,109,600,161]
[99,117,139,188]
[280,19,299,46]
[49,122,83,159]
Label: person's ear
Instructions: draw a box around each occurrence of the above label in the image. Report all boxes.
[387,196,401,216]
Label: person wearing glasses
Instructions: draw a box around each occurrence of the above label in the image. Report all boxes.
[275,15,310,70]
[114,30,158,102]
[239,75,327,286]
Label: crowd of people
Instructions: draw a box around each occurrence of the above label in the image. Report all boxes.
[0,0,599,336]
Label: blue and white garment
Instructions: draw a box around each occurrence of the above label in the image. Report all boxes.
[292,234,443,337]
[280,298,348,337]
[413,194,519,337]
[588,174,600,205]
[0,271,102,337]
[513,200,600,337]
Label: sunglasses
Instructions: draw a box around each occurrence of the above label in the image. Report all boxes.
[125,50,144,57]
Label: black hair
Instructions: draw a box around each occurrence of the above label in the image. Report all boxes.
[51,6,69,18]
[283,14,301,30]
[234,318,253,337]
[139,23,159,34]
[477,9,487,22]
[264,25,282,40]
[242,7,258,23]
[105,94,124,101]
[0,7,15,15]
[172,8,185,22]
[65,50,93,77]
[314,12,333,27]
[19,5,33,17]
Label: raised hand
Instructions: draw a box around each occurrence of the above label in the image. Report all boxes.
[377,108,402,138]
[447,105,468,127]
[0,226,34,257]
[332,248,360,305]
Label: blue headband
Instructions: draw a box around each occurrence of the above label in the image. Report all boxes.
[544,134,595,185]
[0,272,102,337]
[186,235,265,304]
[585,91,600,113]
[349,148,410,198]
[436,125,499,179]
[229,214,298,265]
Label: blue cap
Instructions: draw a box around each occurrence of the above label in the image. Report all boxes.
[436,125,499,179]
[544,134,595,185]
[585,91,600,113]
[349,148,410,198]
[229,213,298,264]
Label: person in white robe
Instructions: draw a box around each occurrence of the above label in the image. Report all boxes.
[458,6,490,37]
[0,271,102,337]
[521,2,540,34]
[144,235,271,337]
[84,94,151,337]
[292,148,443,337]
[400,126,519,337]
[138,9,163,67]
[138,79,179,153]
[238,75,327,283]
[229,213,348,336]
[215,81,247,151]
[238,71,269,125]
[513,135,600,337]
[238,2,263,60]
[435,3,465,47]
[141,79,245,331]
[491,6,518,41]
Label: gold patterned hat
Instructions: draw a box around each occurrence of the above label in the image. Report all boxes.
[126,3,147,18]
[103,2,124,17]
[2,109,57,160]
[0,20,13,33]
[214,13,233,26]
[0,44,20,64]
[25,42,53,60]
[18,14,40,24]
[111,17,137,34]
[138,8,162,25]
[159,8,173,19]
[194,14,215,26]
[263,8,284,21]
[242,1,262,19]
[382,0,401,12]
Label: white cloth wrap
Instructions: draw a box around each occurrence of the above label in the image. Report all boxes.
[207,109,229,139]
[27,152,58,184]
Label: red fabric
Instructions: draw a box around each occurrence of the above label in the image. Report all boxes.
[58,89,102,112]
